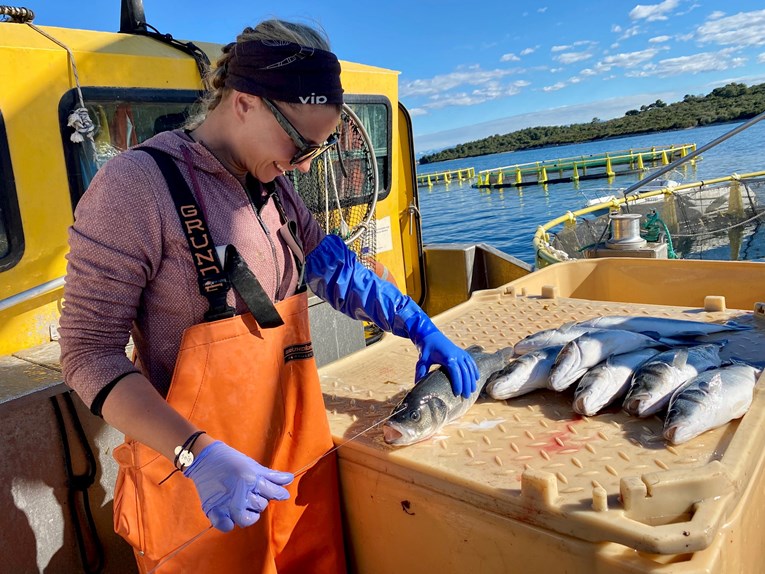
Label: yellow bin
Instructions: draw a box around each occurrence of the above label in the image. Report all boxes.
[319,258,765,574]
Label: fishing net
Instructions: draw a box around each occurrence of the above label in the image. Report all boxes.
[286,104,379,269]
[547,176,765,261]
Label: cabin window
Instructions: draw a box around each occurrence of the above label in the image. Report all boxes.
[0,112,24,271]
[345,96,392,200]
[59,90,393,211]
[59,88,201,209]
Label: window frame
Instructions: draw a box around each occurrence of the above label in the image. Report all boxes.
[343,94,393,203]
[0,111,25,272]
[58,89,393,209]
[58,87,202,210]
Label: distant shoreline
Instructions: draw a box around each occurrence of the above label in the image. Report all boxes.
[418,82,765,165]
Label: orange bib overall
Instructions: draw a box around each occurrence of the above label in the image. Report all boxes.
[111,147,346,573]
[113,294,346,573]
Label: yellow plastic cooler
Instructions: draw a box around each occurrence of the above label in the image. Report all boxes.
[318,258,765,574]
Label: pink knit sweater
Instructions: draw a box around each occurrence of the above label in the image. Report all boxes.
[59,130,325,408]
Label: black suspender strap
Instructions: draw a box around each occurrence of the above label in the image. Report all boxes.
[223,245,284,328]
[139,147,233,322]
[139,147,283,327]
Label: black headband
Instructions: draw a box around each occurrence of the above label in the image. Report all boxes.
[224,40,344,105]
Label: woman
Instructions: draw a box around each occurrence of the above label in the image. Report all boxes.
[59,19,478,574]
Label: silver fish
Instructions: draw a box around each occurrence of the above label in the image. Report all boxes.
[572,348,661,416]
[664,364,761,444]
[549,329,667,391]
[576,315,750,338]
[485,345,563,400]
[382,345,514,446]
[623,343,723,417]
[513,324,607,355]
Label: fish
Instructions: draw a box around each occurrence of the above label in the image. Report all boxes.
[549,329,669,391]
[576,315,751,338]
[572,348,661,416]
[485,345,563,400]
[513,324,608,355]
[622,343,724,417]
[663,363,761,444]
[382,345,514,446]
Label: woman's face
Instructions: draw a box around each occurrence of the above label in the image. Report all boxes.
[242,95,340,183]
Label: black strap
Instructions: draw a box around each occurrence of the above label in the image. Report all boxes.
[225,245,284,328]
[139,147,283,327]
[139,147,234,321]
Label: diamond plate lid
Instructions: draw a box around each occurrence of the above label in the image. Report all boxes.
[319,274,765,555]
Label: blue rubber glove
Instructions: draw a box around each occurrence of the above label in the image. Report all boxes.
[184,441,293,532]
[305,234,479,398]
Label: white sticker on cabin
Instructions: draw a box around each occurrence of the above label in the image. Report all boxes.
[376,216,393,253]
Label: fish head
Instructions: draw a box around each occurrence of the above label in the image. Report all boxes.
[487,356,533,389]
[382,394,450,446]
[624,363,676,416]
[514,329,556,355]
[663,397,704,444]
[549,341,583,389]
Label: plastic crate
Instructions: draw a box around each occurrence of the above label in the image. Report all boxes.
[318,258,765,574]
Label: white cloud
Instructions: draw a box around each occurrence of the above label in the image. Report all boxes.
[696,10,765,47]
[595,47,665,72]
[618,25,641,40]
[708,11,726,20]
[612,24,623,33]
[404,74,531,112]
[626,49,746,77]
[649,35,671,43]
[551,44,571,52]
[408,108,427,117]
[759,53,765,64]
[538,7,548,13]
[400,66,517,98]
[555,51,594,64]
[501,53,520,62]
[521,46,538,56]
[629,0,681,22]
[543,82,566,92]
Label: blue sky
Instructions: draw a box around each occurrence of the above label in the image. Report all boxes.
[33,0,765,153]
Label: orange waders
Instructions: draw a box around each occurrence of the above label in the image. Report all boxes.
[112,148,346,573]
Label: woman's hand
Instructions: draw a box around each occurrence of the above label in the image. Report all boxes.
[184,441,294,532]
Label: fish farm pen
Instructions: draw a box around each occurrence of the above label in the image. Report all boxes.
[475,143,698,189]
[416,167,476,187]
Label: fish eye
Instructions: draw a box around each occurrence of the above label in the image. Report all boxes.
[409,410,420,422]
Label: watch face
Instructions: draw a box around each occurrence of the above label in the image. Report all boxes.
[179,450,194,467]
[174,446,194,468]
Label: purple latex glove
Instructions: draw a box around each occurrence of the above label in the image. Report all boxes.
[184,441,293,532]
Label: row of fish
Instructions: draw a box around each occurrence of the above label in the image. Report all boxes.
[382,315,761,447]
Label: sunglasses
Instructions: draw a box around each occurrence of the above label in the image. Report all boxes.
[262,98,339,165]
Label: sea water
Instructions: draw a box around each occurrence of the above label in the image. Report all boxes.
[416,121,765,265]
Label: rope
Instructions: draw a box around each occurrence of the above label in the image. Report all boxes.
[0,5,34,22]
[137,23,211,91]
[25,22,96,144]
[51,393,105,574]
